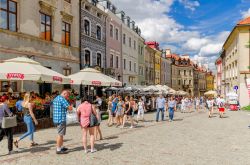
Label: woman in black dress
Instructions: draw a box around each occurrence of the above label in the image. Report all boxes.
[122,96,134,128]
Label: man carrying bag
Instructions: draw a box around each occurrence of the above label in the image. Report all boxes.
[0,95,17,155]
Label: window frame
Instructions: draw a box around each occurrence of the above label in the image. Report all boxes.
[110,24,113,38]
[96,53,102,67]
[123,59,126,70]
[40,12,52,41]
[0,0,17,31]
[62,21,71,46]
[96,24,102,40]
[116,56,119,68]
[110,54,113,68]
[84,18,90,36]
[115,28,119,40]
[123,33,126,44]
[84,49,91,66]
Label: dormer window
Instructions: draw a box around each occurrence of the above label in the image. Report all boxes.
[107,1,111,9]
[92,0,98,6]
[111,5,116,13]
[131,21,135,30]
[121,12,125,23]
[97,13,102,18]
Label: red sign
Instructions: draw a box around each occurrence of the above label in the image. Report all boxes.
[6,73,24,79]
[114,82,120,86]
[53,76,63,82]
[92,81,101,85]
[70,80,74,84]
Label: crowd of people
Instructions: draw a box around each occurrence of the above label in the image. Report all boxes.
[0,89,227,155]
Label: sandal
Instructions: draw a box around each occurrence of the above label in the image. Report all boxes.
[30,142,38,147]
[13,140,18,148]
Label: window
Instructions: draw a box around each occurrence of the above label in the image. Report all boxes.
[134,63,136,72]
[97,53,102,67]
[84,50,91,66]
[178,80,181,85]
[184,70,186,76]
[40,13,52,41]
[116,56,119,68]
[134,40,136,50]
[129,61,132,71]
[123,34,126,44]
[96,25,101,40]
[84,19,90,36]
[63,68,71,76]
[110,54,113,68]
[129,37,131,47]
[189,80,191,85]
[110,24,113,38]
[115,28,119,40]
[123,59,126,70]
[62,22,71,46]
[184,80,186,85]
[127,17,130,27]
[64,0,71,3]
[189,70,192,76]
[0,0,17,31]
[141,47,143,55]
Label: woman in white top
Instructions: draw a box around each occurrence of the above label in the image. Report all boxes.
[137,98,145,122]
[206,97,214,118]
[181,97,186,113]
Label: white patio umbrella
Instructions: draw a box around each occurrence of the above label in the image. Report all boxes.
[68,68,122,87]
[204,90,217,96]
[176,90,188,96]
[0,57,70,84]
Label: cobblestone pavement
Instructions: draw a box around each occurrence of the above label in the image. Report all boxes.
[1,109,250,165]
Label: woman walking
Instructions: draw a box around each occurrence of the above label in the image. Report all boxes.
[14,93,38,148]
[167,97,177,122]
[107,97,113,127]
[0,95,15,155]
[137,97,145,122]
[218,96,225,118]
[77,98,99,153]
[122,96,134,128]
[115,96,124,127]
[207,97,214,118]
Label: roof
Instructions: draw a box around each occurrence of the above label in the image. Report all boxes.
[237,16,250,25]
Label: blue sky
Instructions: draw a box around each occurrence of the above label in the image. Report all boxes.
[112,0,250,71]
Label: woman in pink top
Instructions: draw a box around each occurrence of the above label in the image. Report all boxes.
[77,98,99,153]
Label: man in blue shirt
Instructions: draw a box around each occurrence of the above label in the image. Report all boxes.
[53,90,72,154]
[167,96,177,122]
[156,94,166,122]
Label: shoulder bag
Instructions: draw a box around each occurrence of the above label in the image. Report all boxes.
[89,105,99,127]
[1,106,17,129]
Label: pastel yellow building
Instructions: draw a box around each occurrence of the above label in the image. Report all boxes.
[206,72,214,91]
[154,50,161,85]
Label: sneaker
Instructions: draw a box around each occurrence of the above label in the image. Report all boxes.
[84,150,88,153]
[130,126,134,129]
[90,148,97,153]
[56,150,68,154]
[61,147,68,151]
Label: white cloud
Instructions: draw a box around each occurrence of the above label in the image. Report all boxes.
[183,38,209,51]
[241,8,250,18]
[178,0,200,11]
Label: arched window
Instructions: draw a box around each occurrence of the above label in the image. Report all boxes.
[96,25,101,40]
[97,53,102,67]
[84,19,90,36]
[84,50,91,66]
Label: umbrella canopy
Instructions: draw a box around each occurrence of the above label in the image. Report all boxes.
[176,90,188,96]
[0,57,70,84]
[68,68,122,87]
[226,92,238,98]
[204,90,217,96]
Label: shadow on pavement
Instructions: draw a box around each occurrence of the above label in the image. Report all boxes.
[173,118,183,121]
[103,136,118,140]
[69,142,123,153]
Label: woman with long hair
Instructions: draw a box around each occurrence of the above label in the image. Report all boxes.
[122,96,134,128]
[115,96,124,127]
[77,98,99,153]
[107,96,113,127]
[14,93,38,148]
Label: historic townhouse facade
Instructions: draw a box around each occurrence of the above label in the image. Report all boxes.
[0,0,79,93]
[99,1,122,81]
[161,50,172,86]
[206,71,214,91]
[146,42,161,85]
[221,17,250,106]
[81,0,107,70]
[144,45,155,85]
[138,37,145,85]
[215,57,223,95]
[117,11,141,85]
[167,54,194,96]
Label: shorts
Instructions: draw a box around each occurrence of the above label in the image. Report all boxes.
[219,107,225,112]
[55,122,66,136]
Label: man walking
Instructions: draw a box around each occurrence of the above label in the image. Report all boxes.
[156,94,166,122]
[53,90,72,154]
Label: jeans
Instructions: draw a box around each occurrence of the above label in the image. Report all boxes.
[0,126,13,151]
[156,107,164,121]
[19,115,35,141]
[169,107,174,120]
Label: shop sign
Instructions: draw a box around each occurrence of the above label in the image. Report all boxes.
[6,73,24,79]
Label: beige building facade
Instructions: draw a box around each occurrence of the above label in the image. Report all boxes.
[0,0,80,93]
[221,17,250,106]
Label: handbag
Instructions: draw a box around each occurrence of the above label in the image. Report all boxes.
[89,105,99,127]
[1,107,17,129]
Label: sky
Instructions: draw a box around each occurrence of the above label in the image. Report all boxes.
[111,0,250,71]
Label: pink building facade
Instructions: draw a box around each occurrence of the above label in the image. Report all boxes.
[215,57,223,95]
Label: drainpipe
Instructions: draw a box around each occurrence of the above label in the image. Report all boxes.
[79,0,83,97]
